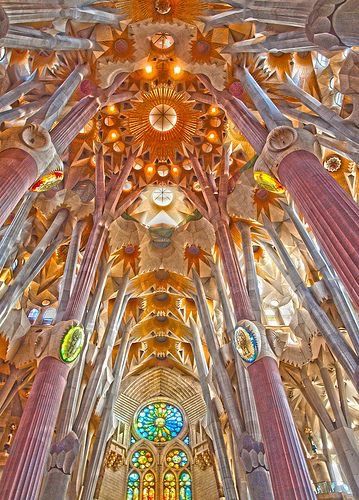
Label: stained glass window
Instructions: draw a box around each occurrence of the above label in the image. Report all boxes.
[166,449,188,470]
[143,471,155,500]
[130,435,137,446]
[28,308,39,324]
[131,449,154,470]
[183,435,190,446]
[127,471,140,500]
[179,470,192,500]
[163,471,177,500]
[135,402,184,443]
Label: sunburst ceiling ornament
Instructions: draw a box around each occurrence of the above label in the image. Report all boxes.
[127,85,200,161]
[116,0,204,24]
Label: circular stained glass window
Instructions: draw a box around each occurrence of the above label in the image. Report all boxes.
[149,104,177,132]
[152,187,173,207]
[131,449,154,470]
[166,449,188,469]
[135,402,184,443]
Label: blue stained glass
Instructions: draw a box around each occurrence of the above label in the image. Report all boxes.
[135,402,184,443]
[179,470,192,500]
[127,471,140,500]
[183,435,190,446]
[130,435,137,446]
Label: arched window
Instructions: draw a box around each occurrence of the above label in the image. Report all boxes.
[163,470,177,500]
[127,449,156,499]
[42,307,56,325]
[163,449,192,500]
[127,470,140,499]
[179,470,192,500]
[28,308,39,324]
[143,471,155,500]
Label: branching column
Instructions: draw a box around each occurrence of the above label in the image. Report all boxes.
[189,154,315,499]
[190,319,239,500]
[0,151,137,499]
[200,75,359,309]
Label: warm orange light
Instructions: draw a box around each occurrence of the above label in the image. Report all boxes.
[210,106,217,114]
[145,64,153,74]
[107,104,117,114]
[173,65,182,75]
[172,166,179,174]
[90,155,96,167]
[109,130,119,141]
[147,165,155,174]
[207,131,217,142]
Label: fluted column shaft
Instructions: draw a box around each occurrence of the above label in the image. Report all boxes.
[215,222,253,319]
[237,222,262,322]
[0,148,38,228]
[0,191,35,272]
[50,96,100,155]
[248,357,315,499]
[214,225,314,499]
[278,150,359,308]
[0,356,70,499]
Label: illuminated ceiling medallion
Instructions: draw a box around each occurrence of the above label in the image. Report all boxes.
[149,104,177,132]
[152,187,173,207]
[234,326,258,364]
[128,85,199,161]
[116,0,204,23]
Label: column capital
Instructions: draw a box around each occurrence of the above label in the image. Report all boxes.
[33,320,85,368]
[0,124,62,177]
[254,125,317,190]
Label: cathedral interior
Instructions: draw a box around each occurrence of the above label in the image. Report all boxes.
[0,1,358,499]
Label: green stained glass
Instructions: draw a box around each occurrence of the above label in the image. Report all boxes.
[131,449,154,470]
[179,470,192,500]
[60,325,84,363]
[135,402,184,443]
[166,449,188,470]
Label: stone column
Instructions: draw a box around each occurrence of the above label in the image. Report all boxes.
[0,208,68,327]
[80,330,132,500]
[282,202,359,354]
[190,319,239,500]
[0,191,36,273]
[256,126,359,309]
[197,75,267,154]
[237,222,262,323]
[0,121,61,228]
[56,219,86,321]
[0,150,136,498]
[0,321,83,499]
[244,347,316,500]
[189,153,312,498]
[193,271,273,500]
[263,218,358,390]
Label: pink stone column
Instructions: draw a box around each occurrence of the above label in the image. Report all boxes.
[248,357,315,500]
[0,148,38,227]
[0,356,70,499]
[216,221,253,319]
[278,150,359,308]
